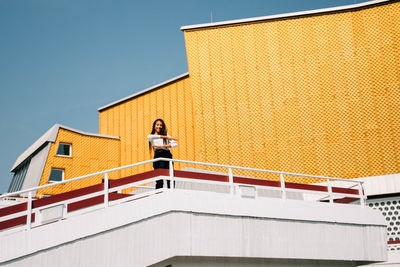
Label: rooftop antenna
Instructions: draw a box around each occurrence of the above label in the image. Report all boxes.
[210,11,213,23]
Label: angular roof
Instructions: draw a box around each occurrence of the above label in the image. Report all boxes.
[98,72,189,112]
[10,124,119,172]
[180,0,390,31]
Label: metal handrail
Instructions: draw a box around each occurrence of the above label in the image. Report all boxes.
[0,157,363,199]
[0,158,157,199]
[0,158,366,233]
[164,158,363,183]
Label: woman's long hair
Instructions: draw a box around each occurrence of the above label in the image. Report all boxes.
[149,118,168,151]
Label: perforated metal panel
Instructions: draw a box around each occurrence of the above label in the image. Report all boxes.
[184,1,400,183]
[99,76,195,176]
[368,196,400,251]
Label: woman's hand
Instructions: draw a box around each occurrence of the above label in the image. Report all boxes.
[161,135,178,141]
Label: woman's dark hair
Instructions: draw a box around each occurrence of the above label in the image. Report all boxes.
[149,118,168,150]
[151,118,167,135]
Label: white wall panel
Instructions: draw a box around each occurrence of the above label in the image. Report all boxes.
[21,143,51,193]
[0,190,387,266]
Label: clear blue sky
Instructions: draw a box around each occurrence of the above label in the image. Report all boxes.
[0,0,369,194]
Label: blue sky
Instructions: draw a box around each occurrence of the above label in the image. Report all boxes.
[0,0,369,194]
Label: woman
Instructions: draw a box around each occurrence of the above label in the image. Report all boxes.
[147,119,178,189]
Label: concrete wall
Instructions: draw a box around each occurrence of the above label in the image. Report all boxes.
[0,190,387,266]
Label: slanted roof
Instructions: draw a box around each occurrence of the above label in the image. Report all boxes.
[10,124,119,172]
[97,72,189,112]
[180,0,390,31]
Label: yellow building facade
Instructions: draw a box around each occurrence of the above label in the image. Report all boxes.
[182,0,400,182]
[98,74,196,176]
[96,0,400,183]
[9,0,400,195]
[37,128,120,195]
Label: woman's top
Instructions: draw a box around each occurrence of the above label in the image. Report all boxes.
[147,134,178,151]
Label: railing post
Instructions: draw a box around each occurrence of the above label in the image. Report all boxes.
[228,168,234,195]
[104,173,109,208]
[327,178,333,204]
[280,173,286,201]
[26,191,32,230]
[358,182,365,206]
[169,160,174,190]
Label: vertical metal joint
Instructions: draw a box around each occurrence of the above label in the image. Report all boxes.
[104,173,109,208]
[327,178,333,204]
[280,173,286,201]
[169,160,174,190]
[228,168,234,195]
[27,191,32,230]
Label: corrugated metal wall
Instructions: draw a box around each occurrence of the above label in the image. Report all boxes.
[37,129,120,196]
[183,1,400,182]
[99,76,195,177]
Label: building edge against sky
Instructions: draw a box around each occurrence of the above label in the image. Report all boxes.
[7,0,400,194]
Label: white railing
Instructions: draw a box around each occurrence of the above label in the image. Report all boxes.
[0,158,365,234]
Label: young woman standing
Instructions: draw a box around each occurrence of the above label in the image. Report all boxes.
[147,119,178,189]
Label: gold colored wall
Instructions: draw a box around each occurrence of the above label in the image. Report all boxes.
[99,76,195,177]
[37,129,120,196]
[183,2,400,181]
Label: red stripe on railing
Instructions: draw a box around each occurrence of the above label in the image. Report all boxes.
[109,169,168,188]
[174,170,228,182]
[284,183,359,196]
[388,240,400,244]
[32,184,104,209]
[0,214,35,231]
[67,193,131,212]
[233,177,281,187]
[285,182,328,192]
[68,195,104,212]
[332,187,359,195]
[0,202,27,217]
[333,197,359,204]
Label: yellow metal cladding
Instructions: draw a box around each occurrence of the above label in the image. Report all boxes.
[99,76,195,177]
[37,129,120,196]
[183,2,400,182]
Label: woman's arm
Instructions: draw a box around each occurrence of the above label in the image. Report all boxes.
[147,134,161,141]
[160,135,178,141]
[152,140,178,149]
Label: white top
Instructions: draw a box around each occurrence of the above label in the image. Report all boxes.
[147,134,178,150]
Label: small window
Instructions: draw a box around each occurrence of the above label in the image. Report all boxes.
[56,143,71,157]
[48,168,64,182]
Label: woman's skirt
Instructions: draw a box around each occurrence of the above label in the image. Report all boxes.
[153,149,173,189]
[153,149,173,169]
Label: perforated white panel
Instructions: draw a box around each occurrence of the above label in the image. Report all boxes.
[368,196,400,251]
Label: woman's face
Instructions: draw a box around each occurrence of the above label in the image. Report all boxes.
[154,120,163,134]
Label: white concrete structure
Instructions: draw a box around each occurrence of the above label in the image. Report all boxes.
[0,188,387,266]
